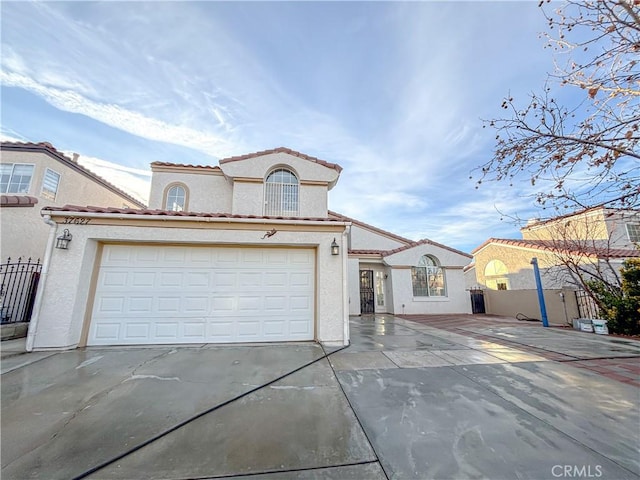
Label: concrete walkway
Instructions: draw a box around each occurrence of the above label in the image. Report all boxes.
[1,315,638,479]
[333,315,639,480]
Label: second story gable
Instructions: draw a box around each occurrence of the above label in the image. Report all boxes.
[148,147,342,218]
[521,207,640,251]
[0,142,145,209]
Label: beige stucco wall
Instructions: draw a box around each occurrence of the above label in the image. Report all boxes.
[483,288,580,326]
[473,243,588,290]
[521,208,639,250]
[148,170,232,213]
[606,210,639,249]
[384,243,472,315]
[220,152,340,186]
[349,224,406,251]
[30,216,348,350]
[389,267,470,315]
[231,181,264,215]
[1,150,142,262]
[522,209,609,242]
[347,257,362,315]
[148,152,334,218]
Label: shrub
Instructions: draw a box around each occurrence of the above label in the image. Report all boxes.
[587,259,640,336]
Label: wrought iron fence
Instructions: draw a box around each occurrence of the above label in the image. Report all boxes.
[575,289,600,319]
[0,257,42,324]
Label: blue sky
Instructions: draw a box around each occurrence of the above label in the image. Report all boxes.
[2,1,559,252]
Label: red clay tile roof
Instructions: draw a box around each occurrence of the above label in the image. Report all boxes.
[1,142,146,208]
[348,249,385,256]
[1,195,38,207]
[219,147,343,173]
[150,161,221,171]
[330,211,471,258]
[41,204,347,223]
[472,237,640,259]
[383,238,472,259]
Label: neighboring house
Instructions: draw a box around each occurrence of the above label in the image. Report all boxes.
[1,142,145,263]
[470,207,640,291]
[29,147,472,351]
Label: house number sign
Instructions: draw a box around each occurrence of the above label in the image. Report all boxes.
[62,217,92,225]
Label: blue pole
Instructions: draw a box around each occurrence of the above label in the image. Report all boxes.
[530,257,549,327]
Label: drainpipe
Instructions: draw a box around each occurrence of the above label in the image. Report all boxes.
[26,215,58,351]
[530,257,549,328]
[342,226,350,345]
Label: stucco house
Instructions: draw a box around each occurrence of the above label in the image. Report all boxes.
[328,212,472,316]
[28,147,472,351]
[1,142,145,263]
[470,207,640,291]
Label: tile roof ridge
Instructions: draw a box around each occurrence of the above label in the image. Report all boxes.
[383,238,472,258]
[218,147,343,173]
[150,161,220,170]
[1,194,39,207]
[1,141,146,208]
[40,204,345,222]
[471,237,640,258]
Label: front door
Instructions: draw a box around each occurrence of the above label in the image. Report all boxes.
[359,270,374,314]
[374,271,387,313]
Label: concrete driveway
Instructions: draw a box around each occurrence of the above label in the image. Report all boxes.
[1,315,639,480]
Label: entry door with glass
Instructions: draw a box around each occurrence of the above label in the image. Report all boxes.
[374,271,387,313]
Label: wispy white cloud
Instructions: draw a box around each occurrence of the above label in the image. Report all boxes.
[71,153,151,205]
[1,71,238,158]
[1,1,559,252]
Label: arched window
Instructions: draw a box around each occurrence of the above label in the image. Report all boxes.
[484,259,509,290]
[264,168,299,216]
[164,184,187,211]
[411,255,446,297]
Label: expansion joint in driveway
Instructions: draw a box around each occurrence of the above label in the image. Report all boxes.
[193,459,382,479]
[321,345,391,480]
[71,344,354,480]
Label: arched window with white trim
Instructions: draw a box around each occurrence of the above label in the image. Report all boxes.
[164,184,188,211]
[411,255,446,297]
[484,259,509,290]
[264,168,299,216]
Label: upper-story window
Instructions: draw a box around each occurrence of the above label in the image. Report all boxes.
[265,168,299,216]
[164,184,188,211]
[626,223,640,243]
[41,168,61,200]
[412,255,446,297]
[1,163,35,194]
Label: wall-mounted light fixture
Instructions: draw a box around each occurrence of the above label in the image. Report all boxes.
[55,229,73,250]
[330,238,339,256]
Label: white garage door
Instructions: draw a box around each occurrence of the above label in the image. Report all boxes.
[88,244,315,345]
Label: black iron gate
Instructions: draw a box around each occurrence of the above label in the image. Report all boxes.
[360,270,375,314]
[0,257,42,324]
[469,288,485,314]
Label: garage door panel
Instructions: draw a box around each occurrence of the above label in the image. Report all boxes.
[89,246,315,346]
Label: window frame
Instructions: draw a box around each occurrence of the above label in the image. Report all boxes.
[264,167,299,216]
[626,223,640,243]
[411,255,447,298]
[163,183,189,212]
[1,163,35,194]
[41,168,61,200]
[484,259,510,290]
